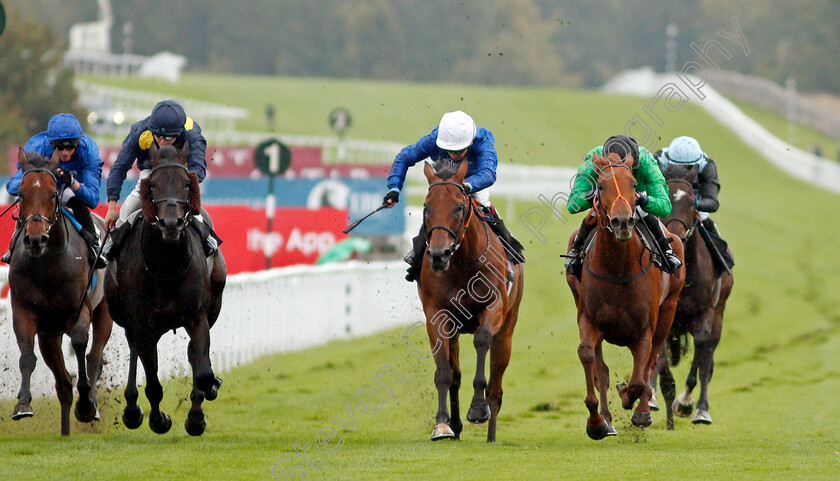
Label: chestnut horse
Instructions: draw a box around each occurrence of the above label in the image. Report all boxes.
[651,164,734,428]
[417,159,524,442]
[566,153,684,439]
[8,149,113,436]
[104,143,226,436]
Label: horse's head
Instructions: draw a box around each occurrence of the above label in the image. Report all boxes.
[16,148,61,257]
[422,158,472,272]
[663,163,699,241]
[140,142,200,242]
[592,153,637,241]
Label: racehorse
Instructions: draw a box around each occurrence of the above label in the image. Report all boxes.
[8,148,113,436]
[651,164,734,428]
[565,153,684,439]
[417,159,524,443]
[104,142,226,436]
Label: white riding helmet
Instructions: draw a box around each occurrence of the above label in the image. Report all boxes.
[436,111,476,151]
[665,136,705,164]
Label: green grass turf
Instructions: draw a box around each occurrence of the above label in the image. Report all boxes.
[1,75,839,480]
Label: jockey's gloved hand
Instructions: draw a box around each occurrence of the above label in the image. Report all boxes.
[383,189,399,206]
[56,167,73,186]
[463,182,472,194]
[636,192,649,207]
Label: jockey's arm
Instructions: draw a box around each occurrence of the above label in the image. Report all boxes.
[636,150,672,218]
[696,158,721,213]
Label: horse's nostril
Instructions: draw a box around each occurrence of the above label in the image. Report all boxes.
[176,218,185,228]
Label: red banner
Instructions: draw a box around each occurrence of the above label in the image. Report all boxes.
[0,204,348,277]
[8,146,391,178]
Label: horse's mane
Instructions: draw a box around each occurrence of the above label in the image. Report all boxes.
[22,152,51,170]
[429,158,462,180]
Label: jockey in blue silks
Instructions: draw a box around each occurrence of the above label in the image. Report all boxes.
[383,110,524,283]
[4,113,106,268]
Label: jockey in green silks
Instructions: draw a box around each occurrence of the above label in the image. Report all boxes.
[564,135,683,277]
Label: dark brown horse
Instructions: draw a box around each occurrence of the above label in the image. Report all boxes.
[104,142,226,436]
[650,164,734,428]
[417,159,524,443]
[566,153,684,439]
[8,148,113,436]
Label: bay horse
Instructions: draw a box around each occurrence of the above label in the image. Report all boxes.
[417,159,524,443]
[104,142,226,436]
[8,148,113,436]
[565,153,684,439]
[650,164,734,428]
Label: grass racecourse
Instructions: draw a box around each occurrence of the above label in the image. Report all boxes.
[1,75,839,480]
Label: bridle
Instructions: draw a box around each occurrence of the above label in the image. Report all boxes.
[664,178,699,242]
[424,181,473,254]
[17,168,61,235]
[148,162,192,227]
[593,160,634,233]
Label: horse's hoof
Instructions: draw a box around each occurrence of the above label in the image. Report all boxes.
[122,406,144,429]
[586,421,609,440]
[691,410,712,425]
[12,403,34,420]
[631,411,653,428]
[466,403,491,424]
[673,399,693,418]
[649,394,659,411]
[149,412,172,434]
[204,377,223,401]
[605,420,617,437]
[75,399,98,423]
[430,423,455,441]
[185,413,207,436]
[94,409,101,421]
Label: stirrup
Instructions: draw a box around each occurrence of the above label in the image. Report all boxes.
[203,236,218,257]
[1,250,11,264]
[403,250,415,265]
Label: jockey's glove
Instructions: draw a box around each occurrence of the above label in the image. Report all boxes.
[56,167,73,187]
[383,189,400,205]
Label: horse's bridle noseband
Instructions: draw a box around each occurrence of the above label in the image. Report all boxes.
[17,168,61,234]
[424,181,472,253]
[664,178,699,242]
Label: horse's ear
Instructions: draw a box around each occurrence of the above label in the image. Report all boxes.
[149,141,160,165]
[47,150,60,170]
[17,147,27,170]
[454,158,469,182]
[178,140,190,163]
[423,161,436,183]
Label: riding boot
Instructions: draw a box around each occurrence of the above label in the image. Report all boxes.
[700,216,734,269]
[1,224,23,264]
[189,216,221,257]
[565,216,594,278]
[486,207,525,265]
[67,199,107,269]
[642,214,683,274]
[404,224,426,283]
[701,217,720,236]
[102,221,132,261]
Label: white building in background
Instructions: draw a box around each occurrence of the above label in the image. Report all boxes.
[63,0,186,82]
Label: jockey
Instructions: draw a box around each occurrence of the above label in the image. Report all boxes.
[3,114,106,268]
[383,110,524,282]
[564,135,682,277]
[102,99,218,259]
[656,136,733,270]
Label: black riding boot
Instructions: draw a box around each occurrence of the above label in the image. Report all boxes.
[1,224,23,264]
[67,198,107,269]
[189,216,221,257]
[701,216,734,270]
[701,217,720,236]
[404,224,426,283]
[564,216,594,278]
[487,209,525,265]
[642,214,683,274]
[102,221,132,261]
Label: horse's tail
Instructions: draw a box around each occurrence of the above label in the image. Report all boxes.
[667,332,690,366]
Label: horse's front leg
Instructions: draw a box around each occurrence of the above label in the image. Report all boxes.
[122,335,144,429]
[428,325,454,441]
[690,308,721,425]
[85,302,114,422]
[38,334,73,436]
[593,343,616,437]
[620,330,652,428]
[135,332,171,435]
[447,334,463,439]
[578,318,608,440]
[12,312,37,420]
[70,308,97,423]
[466,322,492,425]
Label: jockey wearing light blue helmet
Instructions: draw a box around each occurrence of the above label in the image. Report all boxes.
[657,136,721,214]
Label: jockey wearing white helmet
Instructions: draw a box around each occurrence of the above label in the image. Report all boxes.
[383,110,524,283]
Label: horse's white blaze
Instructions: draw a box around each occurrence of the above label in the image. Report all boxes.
[33,179,41,187]
[673,188,687,201]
